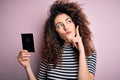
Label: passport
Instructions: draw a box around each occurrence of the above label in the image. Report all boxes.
[21,33,35,52]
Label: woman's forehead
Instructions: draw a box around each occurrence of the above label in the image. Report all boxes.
[54,13,71,23]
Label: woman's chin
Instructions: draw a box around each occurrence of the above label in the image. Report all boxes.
[65,37,73,42]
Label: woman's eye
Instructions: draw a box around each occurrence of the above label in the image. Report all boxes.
[56,23,63,29]
[67,20,72,24]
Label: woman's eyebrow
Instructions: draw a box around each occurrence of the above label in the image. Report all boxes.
[65,18,71,21]
[55,22,62,26]
[55,18,71,26]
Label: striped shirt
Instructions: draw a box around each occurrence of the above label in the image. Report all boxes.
[37,45,97,80]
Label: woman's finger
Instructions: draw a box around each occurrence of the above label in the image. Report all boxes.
[22,57,30,61]
[21,54,31,57]
[75,25,80,37]
[21,50,29,54]
[71,37,78,48]
[17,50,30,60]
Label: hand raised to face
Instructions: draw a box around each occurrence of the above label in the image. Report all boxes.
[71,26,84,52]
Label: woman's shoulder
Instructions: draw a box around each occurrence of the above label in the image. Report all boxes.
[87,51,97,59]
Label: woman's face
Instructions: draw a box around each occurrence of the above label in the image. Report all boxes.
[54,13,76,42]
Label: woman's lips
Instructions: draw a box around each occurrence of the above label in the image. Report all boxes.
[66,31,71,35]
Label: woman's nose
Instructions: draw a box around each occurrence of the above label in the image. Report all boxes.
[64,24,69,31]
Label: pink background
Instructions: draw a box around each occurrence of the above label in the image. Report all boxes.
[0,0,120,80]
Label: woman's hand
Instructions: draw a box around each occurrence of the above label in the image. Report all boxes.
[17,50,31,68]
[71,26,84,52]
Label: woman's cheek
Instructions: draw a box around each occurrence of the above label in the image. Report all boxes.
[63,35,74,41]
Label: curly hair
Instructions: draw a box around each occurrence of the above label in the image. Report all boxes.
[41,0,95,68]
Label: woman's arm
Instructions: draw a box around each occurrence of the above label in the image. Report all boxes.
[17,50,36,80]
[78,50,94,80]
[71,26,95,80]
[25,66,37,80]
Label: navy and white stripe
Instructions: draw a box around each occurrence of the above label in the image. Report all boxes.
[87,52,97,75]
[37,45,97,80]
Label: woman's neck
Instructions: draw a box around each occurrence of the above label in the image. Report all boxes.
[64,41,71,46]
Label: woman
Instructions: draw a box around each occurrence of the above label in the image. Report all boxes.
[17,0,97,80]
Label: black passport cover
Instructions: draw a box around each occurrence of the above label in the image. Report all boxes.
[21,33,35,52]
